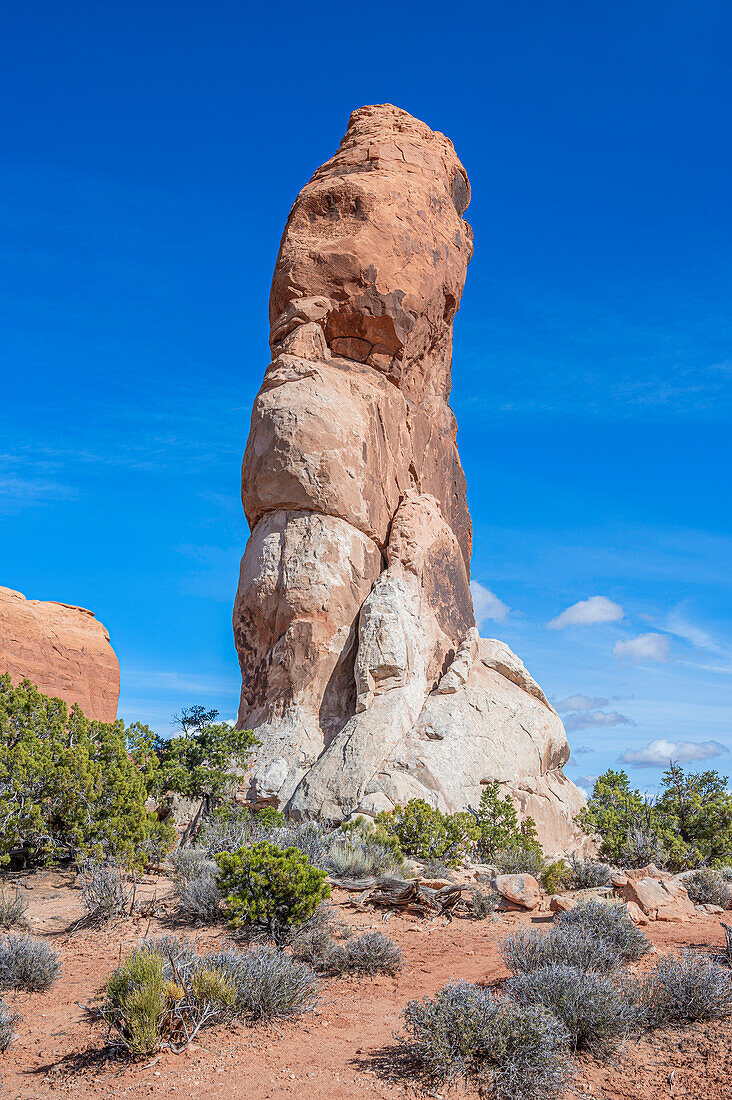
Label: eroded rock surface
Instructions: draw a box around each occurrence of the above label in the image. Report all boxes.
[234,104,586,853]
[0,586,120,722]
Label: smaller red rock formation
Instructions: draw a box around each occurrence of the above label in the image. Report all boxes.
[0,586,120,722]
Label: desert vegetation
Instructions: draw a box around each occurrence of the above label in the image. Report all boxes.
[4,682,732,1099]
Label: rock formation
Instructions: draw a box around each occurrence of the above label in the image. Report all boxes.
[233,104,586,853]
[0,586,120,722]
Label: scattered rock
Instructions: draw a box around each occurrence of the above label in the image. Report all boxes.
[550,894,576,914]
[0,585,119,721]
[611,865,696,922]
[494,873,541,910]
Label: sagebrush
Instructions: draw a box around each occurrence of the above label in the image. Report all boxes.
[0,934,61,991]
[399,980,570,1100]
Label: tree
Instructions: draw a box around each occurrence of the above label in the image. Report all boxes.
[578,765,732,871]
[474,781,540,857]
[154,706,258,812]
[656,763,732,867]
[0,675,173,869]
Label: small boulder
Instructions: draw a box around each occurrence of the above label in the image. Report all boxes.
[549,894,575,914]
[494,873,541,910]
[611,865,696,922]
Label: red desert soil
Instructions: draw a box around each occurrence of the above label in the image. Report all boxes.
[3,870,732,1099]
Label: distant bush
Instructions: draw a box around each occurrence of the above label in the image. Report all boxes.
[0,934,61,991]
[684,868,731,908]
[494,846,545,879]
[566,855,612,890]
[326,932,403,978]
[399,980,570,1100]
[79,859,132,923]
[376,800,475,867]
[540,859,571,894]
[202,818,331,868]
[0,888,27,930]
[94,937,319,1057]
[501,925,623,976]
[554,900,650,963]
[0,1002,20,1052]
[0,675,174,870]
[325,833,401,878]
[467,886,500,919]
[507,963,637,1055]
[215,842,330,938]
[634,951,732,1026]
[173,867,224,925]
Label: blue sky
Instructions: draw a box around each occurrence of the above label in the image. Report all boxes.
[1,1,730,792]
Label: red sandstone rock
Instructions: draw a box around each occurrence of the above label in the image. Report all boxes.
[550,895,576,914]
[611,865,696,922]
[0,586,119,722]
[494,874,542,910]
[233,105,587,851]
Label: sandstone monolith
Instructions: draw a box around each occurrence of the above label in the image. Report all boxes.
[0,586,120,722]
[233,104,587,853]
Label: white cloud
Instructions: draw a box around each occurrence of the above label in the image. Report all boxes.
[471,581,510,624]
[619,739,728,768]
[547,596,624,630]
[564,709,635,732]
[614,633,671,663]
[556,694,608,712]
[665,609,719,652]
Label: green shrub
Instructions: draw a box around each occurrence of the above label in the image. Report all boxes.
[95,938,248,1057]
[684,868,731,908]
[215,842,330,937]
[399,980,570,1100]
[0,933,61,991]
[540,859,571,894]
[474,782,541,859]
[0,675,174,870]
[507,964,637,1055]
[0,888,27,930]
[375,800,475,866]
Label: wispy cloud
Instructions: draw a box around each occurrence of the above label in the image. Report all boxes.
[614,632,671,663]
[556,694,608,712]
[0,474,78,511]
[664,608,720,652]
[619,738,728,768]
[471,580,510,623]
[564,709,635,732]
[547,596,624,630]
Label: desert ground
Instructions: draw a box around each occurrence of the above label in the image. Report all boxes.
[3,869,732,1100]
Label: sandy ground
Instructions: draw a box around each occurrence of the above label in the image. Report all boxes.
[2,869,732,1100]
